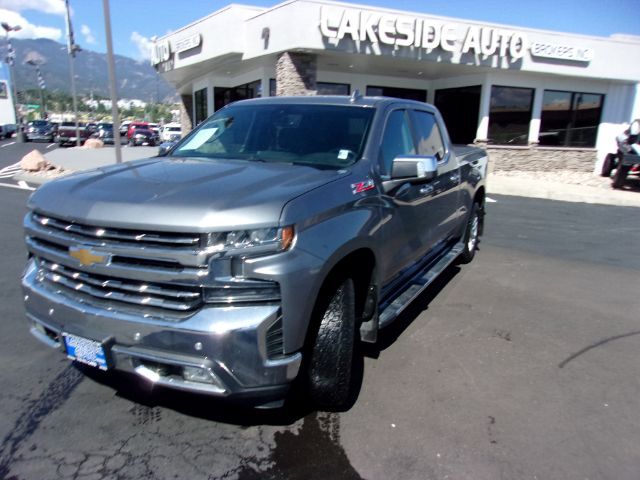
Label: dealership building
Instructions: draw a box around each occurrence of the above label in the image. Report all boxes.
[152,0,640,172]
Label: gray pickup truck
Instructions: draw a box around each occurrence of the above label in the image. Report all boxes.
[22,95,487,409]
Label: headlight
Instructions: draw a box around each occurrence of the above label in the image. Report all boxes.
[205,225,294,253]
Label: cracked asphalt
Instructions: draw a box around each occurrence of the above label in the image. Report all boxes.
[1,176,640,479]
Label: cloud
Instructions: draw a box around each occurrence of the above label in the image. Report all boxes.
[81,24,95,44]
[0,0,66,15]
[0,8,62,41]
[130,31,152,61]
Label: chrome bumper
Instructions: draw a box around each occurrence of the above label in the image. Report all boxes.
[22,259,301,402]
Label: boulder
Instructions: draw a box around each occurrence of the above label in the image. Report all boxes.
[83,138,104,149]
[20,149,51,172]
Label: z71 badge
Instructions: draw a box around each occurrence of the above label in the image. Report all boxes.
[351,179,375,194]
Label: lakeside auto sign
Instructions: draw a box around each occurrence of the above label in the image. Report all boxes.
[319,6,594,63]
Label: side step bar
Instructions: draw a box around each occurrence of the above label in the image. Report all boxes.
[378,242,464,328]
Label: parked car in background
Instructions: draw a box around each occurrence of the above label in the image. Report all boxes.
[126,122,149,140]
[119,120,132,137]
[0,123,17,138]
[94,123,114,144]
[86,122,98,136]
[55,122,90,147]
[25,120,56,142]
[148,123,160,135]
[128,127,157,146]
[160,122,182,142]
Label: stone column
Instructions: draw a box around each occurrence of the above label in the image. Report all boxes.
[180,94,193,135]
[275,52,317,96]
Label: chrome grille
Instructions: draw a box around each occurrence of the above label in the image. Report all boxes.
[37,259,202,312]
[31,212,201,247]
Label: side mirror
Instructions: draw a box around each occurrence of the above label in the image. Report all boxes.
[383,155,438,193]
[157,141,177,157]
[391,155,438,181]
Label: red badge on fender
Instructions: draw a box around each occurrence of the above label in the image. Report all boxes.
[351,179,375,194]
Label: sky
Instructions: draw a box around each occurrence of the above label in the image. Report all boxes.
[0,0,639,62]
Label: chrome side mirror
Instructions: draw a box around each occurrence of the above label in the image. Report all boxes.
[391,155,438,181]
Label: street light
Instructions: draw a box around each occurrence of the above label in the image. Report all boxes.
[2,22,24,142]
[26,59,46,119]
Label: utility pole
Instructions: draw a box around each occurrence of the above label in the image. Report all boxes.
[2,22,23,142]
[102,0,122,163]
[64,0,82,146]
[27,60,46,119]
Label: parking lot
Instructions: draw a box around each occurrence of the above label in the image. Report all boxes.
[0,149,639,478]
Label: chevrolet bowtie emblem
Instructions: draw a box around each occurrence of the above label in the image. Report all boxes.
[69,247,108,266]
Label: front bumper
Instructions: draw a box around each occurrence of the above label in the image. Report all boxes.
[22,260,301,404]
[27,133,54,142]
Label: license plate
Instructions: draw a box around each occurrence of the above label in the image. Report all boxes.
[62,333,110,370]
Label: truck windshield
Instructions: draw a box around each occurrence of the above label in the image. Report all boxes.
[171,104,374,168]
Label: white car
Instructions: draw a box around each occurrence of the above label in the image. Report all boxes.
[161,123,182,142]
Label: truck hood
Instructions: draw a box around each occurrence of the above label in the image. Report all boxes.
[28,157,346,231]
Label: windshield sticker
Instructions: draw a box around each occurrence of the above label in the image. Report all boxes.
[338,149,350,160]
[181,127,218,150]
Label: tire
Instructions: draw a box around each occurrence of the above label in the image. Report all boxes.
[601,153,616,177]
[458,202,480,264]
[612,165,629,189]
[306,277,357,409]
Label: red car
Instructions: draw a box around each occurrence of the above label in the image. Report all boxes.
[126,122,149,140]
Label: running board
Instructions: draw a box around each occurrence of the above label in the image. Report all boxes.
[378,242,464,328]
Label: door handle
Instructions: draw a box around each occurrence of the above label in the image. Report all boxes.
[419,185,434,195]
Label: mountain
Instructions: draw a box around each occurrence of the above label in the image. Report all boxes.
[10,38,177,103]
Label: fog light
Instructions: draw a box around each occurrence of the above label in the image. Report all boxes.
[182,366,214,384]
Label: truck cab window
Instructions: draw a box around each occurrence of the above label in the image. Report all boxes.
[412,111,446,161]
[381,110,415,174]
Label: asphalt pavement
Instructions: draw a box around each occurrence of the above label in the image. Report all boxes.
[1,184,639,479]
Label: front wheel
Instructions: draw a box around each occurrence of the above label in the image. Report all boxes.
[612,165,629,189]
[306,277,357,409]
[458,202,480,264]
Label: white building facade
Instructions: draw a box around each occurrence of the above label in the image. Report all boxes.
[153,0,640,172]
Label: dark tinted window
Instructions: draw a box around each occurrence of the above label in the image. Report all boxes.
[194,87,208,125]
[367,85,426,102]
[214,80,261,112]
[539,90,603,147]
[434,85,481,144]
[412,111,445,160]
[380,110,415,174]
[488,86,534,145]
[317,82,350,95]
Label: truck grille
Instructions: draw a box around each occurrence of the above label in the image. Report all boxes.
[37,258,202,312]
[31,212,201,247]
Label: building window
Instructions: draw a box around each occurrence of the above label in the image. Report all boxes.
[434,85,481,145]
[270,79,276,97]
[317,82,350,95]
[194,88,208,125]
[0,81,7,99]
[214,80,261,112]
[366,86,427,102]
[488,86,534,145]
[539,90,604,147]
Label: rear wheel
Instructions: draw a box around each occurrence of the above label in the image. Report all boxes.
[458,202,480,264]
[306,277,357,409]
[601,153,616,177]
